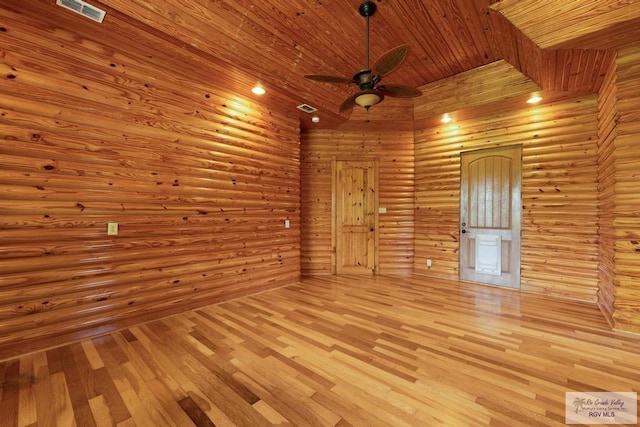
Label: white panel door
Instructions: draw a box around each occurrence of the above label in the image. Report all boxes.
[459,146,522,288]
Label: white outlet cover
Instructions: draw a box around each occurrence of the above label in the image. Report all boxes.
[107,222,118,235]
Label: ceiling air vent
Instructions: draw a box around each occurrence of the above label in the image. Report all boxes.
[56,0,106,23]
[297,104,318,113]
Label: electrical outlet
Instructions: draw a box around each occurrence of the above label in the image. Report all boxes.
[284,219,290,229]
[426,259,432,267]
[107,222,118,236]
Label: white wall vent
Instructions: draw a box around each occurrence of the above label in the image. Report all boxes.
[296,104,318,113]
[56,0,106,23]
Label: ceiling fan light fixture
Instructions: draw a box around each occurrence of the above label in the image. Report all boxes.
[355,92,382,110]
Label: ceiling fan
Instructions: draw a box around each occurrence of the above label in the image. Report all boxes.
[304,1,422,112]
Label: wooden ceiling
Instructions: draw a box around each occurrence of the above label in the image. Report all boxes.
[5,0,640,128]
[492,0,640,50]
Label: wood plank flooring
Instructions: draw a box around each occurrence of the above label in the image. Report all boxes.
[1,275,639,426]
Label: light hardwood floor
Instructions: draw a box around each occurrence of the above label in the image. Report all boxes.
[1,275,639,426]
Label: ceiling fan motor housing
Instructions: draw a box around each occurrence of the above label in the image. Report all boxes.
[353,69,379,90]
[359,2,377,18]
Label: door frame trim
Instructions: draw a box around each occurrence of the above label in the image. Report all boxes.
[331,156,380,274]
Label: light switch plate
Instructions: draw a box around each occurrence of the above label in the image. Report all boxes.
[284,219,290,229]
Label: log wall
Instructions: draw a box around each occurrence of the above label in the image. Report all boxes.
[414,91,601,302]
[0,7,300,359]
[2,0,638,358]
[596,59,619,327]
[611,48,640,332]
[301,124,415,275]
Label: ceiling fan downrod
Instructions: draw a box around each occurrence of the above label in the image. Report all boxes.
[359,1,377,70]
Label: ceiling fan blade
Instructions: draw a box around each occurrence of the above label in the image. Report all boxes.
[304,74,353,84]
[379,84,422,98]
[339,93,359,112]
[373,45,409,76]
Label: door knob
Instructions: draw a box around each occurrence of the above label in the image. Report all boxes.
[461,229,466,234]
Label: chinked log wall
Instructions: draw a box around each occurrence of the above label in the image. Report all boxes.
[414,90,601,302]
[0,9,300,359]
[301,124,415,275]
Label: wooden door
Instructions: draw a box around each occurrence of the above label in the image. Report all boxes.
[334,159,378,274]
[459,146,522,288]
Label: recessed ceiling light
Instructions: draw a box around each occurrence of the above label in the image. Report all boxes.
[252,85,266,96]
[527,94,542,104]
[441,113,452,123]
[312,116,320,123]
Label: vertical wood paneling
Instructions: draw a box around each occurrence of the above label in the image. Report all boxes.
[415,90,601,302]
[542,49,616,93]
[0,4,300,358]
[611,48,640,332]
[596,58,619,327]
[301,128,414,275]
[467,156,512,229]
[490,2,616,94]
